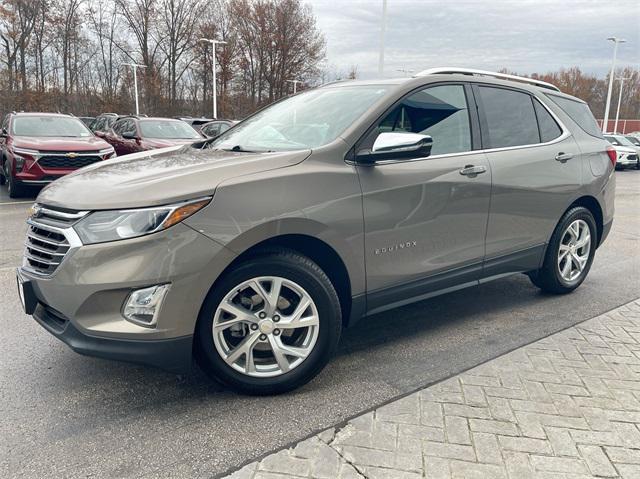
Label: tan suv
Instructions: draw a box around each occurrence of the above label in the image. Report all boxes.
[17,68,615,394]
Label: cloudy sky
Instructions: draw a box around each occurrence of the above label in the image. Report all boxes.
[306,0,640,79]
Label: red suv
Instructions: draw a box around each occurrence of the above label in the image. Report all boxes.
[103,116,203,156]
[0,112,115,198]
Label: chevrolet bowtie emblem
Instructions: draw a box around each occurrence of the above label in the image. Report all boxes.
[66,152,78,158]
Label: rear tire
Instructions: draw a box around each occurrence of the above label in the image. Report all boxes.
[528,207,597,294]
[195,249,342,395]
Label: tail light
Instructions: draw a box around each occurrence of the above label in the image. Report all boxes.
[606,146,617,167]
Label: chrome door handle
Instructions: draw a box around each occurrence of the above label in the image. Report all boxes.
[459,165,487,176]
[555,152,574,162]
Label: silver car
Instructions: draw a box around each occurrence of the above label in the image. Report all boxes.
[17,68,615,394]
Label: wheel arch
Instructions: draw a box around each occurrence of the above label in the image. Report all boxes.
[226,234,354,327]
[567,195,604,247]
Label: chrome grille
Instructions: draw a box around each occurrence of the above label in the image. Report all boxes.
[23,205,87,276]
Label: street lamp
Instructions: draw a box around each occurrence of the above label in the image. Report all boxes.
[378,0,387,76]
[199,38,227,119]
[286,79,302,94]
[613,76,630,134]
[602,37,627,133]
[122,62,146,115]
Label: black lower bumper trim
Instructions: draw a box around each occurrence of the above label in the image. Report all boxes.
[33,304,193,374]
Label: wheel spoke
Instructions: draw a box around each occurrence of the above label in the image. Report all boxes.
[225,331,261,366]
[218,301,257,325]
[267,335,291,373]
[252,278,282,316]
[558,244,570,262]
[278,296,319,329]
[561,257,572,277]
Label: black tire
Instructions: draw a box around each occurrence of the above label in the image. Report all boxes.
[528,206,597,294]
[6,163,26,198]
[195,249,342,395]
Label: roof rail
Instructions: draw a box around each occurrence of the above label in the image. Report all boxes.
[413,67,560,92]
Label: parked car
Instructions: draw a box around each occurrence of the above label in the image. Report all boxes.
[0,112,115,198]
[625,135,640,148]
[177,117,214,132]
[200,119,237,138]
[90,113,121,139]
[78,116,95,127]
[17,68,615,394]
[604,134,639,170]
[102,116,203,156]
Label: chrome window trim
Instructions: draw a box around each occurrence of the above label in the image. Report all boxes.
[360,90,571,166]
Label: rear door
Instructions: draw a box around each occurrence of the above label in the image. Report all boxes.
[357,83,492,313]
[473,84,581,276]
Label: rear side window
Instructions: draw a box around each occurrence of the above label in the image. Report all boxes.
[533,99,562,142]
[477,86,539,148]
[546,94,603,138]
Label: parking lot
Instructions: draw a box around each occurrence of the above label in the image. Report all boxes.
[1,171,639,478]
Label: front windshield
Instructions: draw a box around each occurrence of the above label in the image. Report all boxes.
[12,116,92,137]
[210,86,389,152]
[615,136,636,147]
[626,136,640,146]
[139,120,202,139]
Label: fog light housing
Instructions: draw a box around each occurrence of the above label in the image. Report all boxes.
[122,284,170,327]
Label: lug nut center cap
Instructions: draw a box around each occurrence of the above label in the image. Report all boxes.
[258,319,275,334]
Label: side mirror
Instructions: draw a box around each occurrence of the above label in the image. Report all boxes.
[0,128,7,138]
[357,132,433,163]
[122,132,138,140]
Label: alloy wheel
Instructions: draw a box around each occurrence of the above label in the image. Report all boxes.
[557,219,591,282]
[212,276,320,378]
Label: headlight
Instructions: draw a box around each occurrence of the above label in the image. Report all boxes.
[98,147,116,157]
[12,147,40,156]
[73,197,211,244]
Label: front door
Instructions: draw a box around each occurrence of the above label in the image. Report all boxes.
[356,84,492,313]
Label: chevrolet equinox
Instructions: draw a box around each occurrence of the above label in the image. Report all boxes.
[17,68,615,395]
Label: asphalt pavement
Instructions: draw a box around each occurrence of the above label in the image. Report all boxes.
[1,171,639,478]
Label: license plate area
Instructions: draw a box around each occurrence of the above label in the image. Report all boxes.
[16,270,38,315]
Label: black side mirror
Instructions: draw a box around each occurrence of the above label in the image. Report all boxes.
[122,132,138,140]
[356,132,433,163]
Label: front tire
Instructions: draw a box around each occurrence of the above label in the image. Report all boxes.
[5,163,25,198]
[528,207,597,294]
[195,249,342,395]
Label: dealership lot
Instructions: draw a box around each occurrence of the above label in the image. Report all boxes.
[1,172,639,478]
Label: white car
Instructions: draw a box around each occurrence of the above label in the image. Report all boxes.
[605,134,639,170]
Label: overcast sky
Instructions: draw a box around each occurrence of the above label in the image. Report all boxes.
[306,0,640,79]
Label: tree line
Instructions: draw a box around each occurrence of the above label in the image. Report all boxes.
[0,0,638,121]
[0,0,325,119]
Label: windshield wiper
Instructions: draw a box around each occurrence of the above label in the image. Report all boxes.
[223,145,258,153]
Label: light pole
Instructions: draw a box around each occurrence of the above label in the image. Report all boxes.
[122,63,146,115]
[199,38,227,119]
[378,0,387,76]
[613,76,630,134]
[286,79,302,94]
[602,37,626,133]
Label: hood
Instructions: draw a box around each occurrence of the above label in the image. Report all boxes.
[37,145,311,210]
[613,145,637,154]
[13,135,111,152]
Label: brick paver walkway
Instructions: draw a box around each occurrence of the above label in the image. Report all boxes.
[224,299,640,479]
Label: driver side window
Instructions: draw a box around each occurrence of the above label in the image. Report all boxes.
[374,84,472,156]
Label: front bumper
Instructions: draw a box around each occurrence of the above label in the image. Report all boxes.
[616,155,638,168]
[33,303,193,373]
[19,223,236,372]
